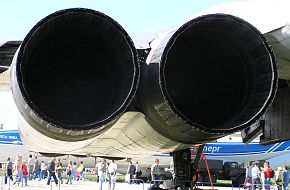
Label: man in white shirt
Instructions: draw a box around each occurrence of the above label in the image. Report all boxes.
[108,160,117,190]
[251,161,261,190]
[96,159,107,190]
[135,162,142,184]
[40,161,46,180]
[27,154,35,180]
[151,159,160,187]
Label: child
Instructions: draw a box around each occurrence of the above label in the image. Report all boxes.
[111,174,117,190]
[244,176,251,190]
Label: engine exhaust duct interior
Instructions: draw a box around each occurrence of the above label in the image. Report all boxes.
[140,14,277,143]
[11,8,139,141]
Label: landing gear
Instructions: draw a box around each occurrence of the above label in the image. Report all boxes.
[172,145,204,190]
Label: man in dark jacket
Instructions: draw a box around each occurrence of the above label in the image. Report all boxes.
[126,161,136,184]
[4,157,13,184]
[47,157,58,185]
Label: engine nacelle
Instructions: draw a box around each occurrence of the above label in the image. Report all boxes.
[138,14,278,144]
[10,8,139,141]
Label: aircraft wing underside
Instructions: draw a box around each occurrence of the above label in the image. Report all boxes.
[265,27,290,80]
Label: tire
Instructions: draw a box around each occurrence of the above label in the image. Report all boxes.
[211,174,217,184]
[232,174,245,187]
[237,174,246,188]
[204,173,217,184]
[199,175,205,183]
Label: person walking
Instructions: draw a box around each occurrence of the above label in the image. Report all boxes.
[96,159,107,190]
[56,159,64,184]
[13,155,23,186]
[126,161,135,184]
[283,165,289,190]
[135,161,142,184]
[40,161,46,180]
[65,160,73,185]
[72,162,77,181]
[46,157,58,186]
[4,157,13,184]
[108,160,117,190]
[151,159,160,188]
[276,167,284,190]
[245,162,253,190]
[22,160,28,186]
[263,161,272,190]
[104,162,109,183]
[77,161,85,181]
[251,161,261,190]
[34,156,41,180]
[27,154,35,180]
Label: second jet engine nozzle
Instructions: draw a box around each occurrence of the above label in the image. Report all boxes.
[11,8,139,141]
[141,14,277,143]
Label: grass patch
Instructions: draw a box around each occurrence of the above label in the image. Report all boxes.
[217,180,232,184]
[71,173,125,182]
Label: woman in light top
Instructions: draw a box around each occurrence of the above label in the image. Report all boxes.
[276,167,284,190]
[13,155,23,186]
[65,160,73,185]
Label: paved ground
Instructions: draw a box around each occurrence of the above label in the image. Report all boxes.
[0,178,241,190]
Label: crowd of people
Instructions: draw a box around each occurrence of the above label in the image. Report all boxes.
[126,161,142,184]
[245,161,290,190]
[3,155,126,190]
[5,155,290,190]
[3,154,86,187]
[95,158,118,190]
[4,156,168,190]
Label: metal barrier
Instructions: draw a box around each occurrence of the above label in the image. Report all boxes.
[150,179,209,190]
[238,182,279,190]
[149,179,176,189]
[127,178,145,190]
[49,180,61,190]
[149,179,165,187]
[0,173,63,190]
[49,175,61,190]
[0,174,12,190]
[196,181,234,190]
[6,173,61,190]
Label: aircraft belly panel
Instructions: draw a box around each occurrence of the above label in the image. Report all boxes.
[18,111,190,157]
[72,112,191,157]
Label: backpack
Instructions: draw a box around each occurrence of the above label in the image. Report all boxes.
[270,170,275,178]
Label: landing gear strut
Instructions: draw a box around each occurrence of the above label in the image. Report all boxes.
[172,145,204,190]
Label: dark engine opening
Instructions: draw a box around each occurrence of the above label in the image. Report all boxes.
[161,14,276,132]
[17,9,138,130]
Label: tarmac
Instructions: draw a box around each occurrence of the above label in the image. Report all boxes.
[0,178,241,190]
